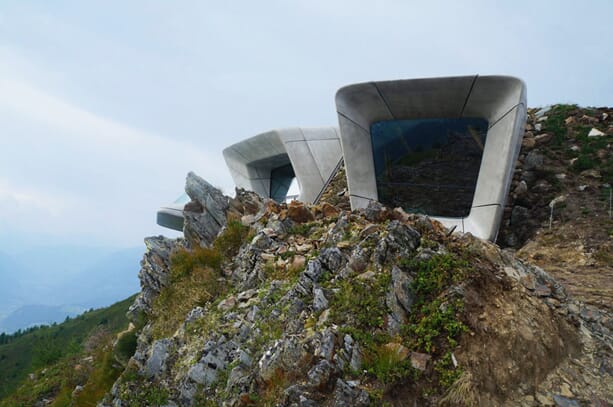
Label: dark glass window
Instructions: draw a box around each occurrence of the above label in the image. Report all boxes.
[270,163,296,203]
[371,118,488,217]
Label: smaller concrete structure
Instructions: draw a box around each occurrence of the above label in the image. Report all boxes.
[223,128,342,203]
[336,75,527,241]
[156,193,189,231]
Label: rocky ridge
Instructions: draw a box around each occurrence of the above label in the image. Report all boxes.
[103,165,612,406]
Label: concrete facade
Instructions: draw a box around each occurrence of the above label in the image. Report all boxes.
[222,127,342,204]
[335,75,527,241]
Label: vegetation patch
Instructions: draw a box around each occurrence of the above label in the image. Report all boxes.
[151,220,251,338]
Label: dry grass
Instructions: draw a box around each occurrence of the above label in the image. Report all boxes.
[438,371,479,406]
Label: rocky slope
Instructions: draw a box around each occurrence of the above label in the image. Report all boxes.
[103,148,611,406]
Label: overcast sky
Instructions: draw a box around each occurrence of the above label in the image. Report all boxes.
[1,0,611,249]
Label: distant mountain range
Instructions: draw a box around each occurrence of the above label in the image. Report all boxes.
[0,245,143,333]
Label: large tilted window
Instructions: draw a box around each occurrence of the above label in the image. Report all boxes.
[371,118,488,217]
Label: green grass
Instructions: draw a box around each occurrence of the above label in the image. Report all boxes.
[0,295,136,404]
[150,220,252,338]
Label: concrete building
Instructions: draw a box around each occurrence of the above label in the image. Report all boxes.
[335,75,527,241]
[222,127,343,204]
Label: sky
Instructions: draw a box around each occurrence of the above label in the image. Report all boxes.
[1,0,612,249]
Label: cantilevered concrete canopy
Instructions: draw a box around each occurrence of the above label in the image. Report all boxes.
[336,75,527,241]
[223,127,342,203]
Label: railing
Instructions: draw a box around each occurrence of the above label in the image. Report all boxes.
[313,158,344,205]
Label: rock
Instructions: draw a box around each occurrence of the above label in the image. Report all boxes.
[570,145,580,152]
[533,180,552,193]
[313,287,329,312]
[188,337,238,386]
[307,359,335,388]
[374,220,420,264]
[349,343,362,371]
[314,328,336,361]
[535,283,552,297]
[318,247,345,273]
[363,200,388,222]
[522,137,536,149]
[286,201,314,223]
[410,352,431,372]
[588,128,605,137]
[217,296,237,311]
[391,265,415,313]
[333,379,370,407]
[510,206,530,226]
[290,255,306,270]
[144,339,171,378]
[321,202,340,218]
[524,151,544,171]
[513,180,528,196]
[564,116,576,125]
[535,106,551,118]
[251,233,273,251]
[552,395,580,407]
[359,223,380,238]
[581,169,601,178]
[185,306,205,323]
[128,236,184,319]
[535,133,553,145]
[183,172,229,248]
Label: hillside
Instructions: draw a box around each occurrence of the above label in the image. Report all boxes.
[0,295,136,405]
[3,104,611,406]
[102,101,609,407]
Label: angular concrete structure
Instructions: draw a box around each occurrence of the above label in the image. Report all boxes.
[335,75,526,241]
[222,127,342,204]
[156,193,190,231]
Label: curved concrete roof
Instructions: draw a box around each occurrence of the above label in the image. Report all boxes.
[223,127,342,203]
[335,75,527,241]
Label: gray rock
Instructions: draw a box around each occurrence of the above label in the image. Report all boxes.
[510,206,530,226]
[185,171,229,226]
[314,328,336,361]
[188,336,238,386]
[363,200,386,222]
[304,259,323,282]
[333,379,370,407]
[552,395,580,407]
[375,220,420,264]
[319,247,345,273]
[524,151,544,171]
[144,339,172,378]
[313,287,329,312]
[128,236,184,319]
[184,306,205,324]
[250,232,273,251]
[391,265,415,313]
[307,359,336,388]
[349,342,362,372]
[183,172,229,248]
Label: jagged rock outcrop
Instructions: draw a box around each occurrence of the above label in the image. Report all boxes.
[106,169,612,406]
[183,171,230,248]
[127,236,186,319]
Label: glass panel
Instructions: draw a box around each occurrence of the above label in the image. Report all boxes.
[173,193,191,204]
[371,118,488,217]
[285,177,300,203]
[270,163,296,203]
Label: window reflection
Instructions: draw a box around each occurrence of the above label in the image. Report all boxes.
[371,118,488,217]
[270,163,296,203]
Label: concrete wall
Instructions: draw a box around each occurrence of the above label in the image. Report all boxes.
[335,75,527,241]
[222,127,342,203]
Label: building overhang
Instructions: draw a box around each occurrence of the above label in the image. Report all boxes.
[335,75,527,241]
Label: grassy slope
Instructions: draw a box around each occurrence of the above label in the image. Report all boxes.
[0,295,136,403]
